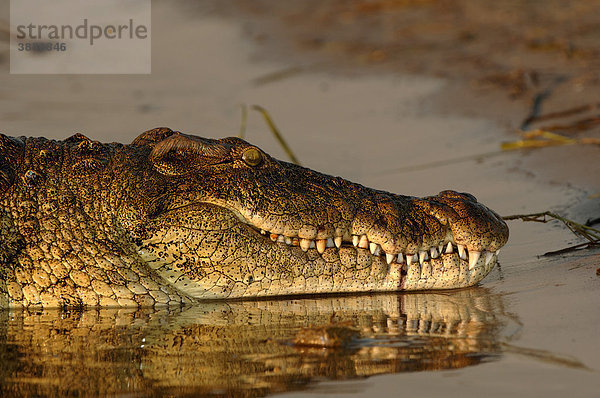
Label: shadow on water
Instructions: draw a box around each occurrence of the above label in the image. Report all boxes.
[0,287,517,396]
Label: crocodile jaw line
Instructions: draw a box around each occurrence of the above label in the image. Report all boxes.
[203,199,500,272]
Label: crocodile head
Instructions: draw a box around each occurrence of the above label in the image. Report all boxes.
[119,128,509,298]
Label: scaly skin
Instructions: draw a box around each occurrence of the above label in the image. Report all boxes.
[0,128,508,308]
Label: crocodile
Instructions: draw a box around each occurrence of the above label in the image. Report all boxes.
[0,127,508,308]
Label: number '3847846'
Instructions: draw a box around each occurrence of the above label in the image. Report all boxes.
[17,42,67,52]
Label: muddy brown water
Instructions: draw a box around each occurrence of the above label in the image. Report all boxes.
[1,1,599,397]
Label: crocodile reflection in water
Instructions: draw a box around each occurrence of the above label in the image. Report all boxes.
[0,288,514,396]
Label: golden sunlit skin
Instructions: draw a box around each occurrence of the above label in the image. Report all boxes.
[0,128,508,308]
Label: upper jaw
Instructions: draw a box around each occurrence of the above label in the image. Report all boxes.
[218,189,508,271]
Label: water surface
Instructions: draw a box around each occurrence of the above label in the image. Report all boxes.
[0,289,512,396]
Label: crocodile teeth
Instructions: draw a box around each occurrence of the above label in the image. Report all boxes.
[257,226,496,272]
[457,244,466,260]
[255,226,492,273]
[419,251,427,265]
[370,243,381,256]
[334,236,342,248]
[485,251,494,265]
[359,235,369,249]
[430,247,439,259]
[468,250,481,270]
[369,242,377,254]
[300,238,311,252]
[316,239,326,254]
[386,253,395,264]
[445,242,453,254]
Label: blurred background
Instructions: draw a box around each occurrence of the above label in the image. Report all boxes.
[1,1,599,397]
[1,1,599,200]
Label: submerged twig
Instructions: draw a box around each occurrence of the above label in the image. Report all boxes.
[503,211,600,255]
[520,89,553,130]
[501,343,589,370]
[586,216,600,227]
[543,242,600,256]
[252,105,301,165]
[520,76,568,130]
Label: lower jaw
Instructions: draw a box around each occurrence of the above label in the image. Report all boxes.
[308,248,497,292]
[180,250,497,300]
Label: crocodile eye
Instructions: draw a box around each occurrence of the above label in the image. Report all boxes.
[242,147,263,167]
